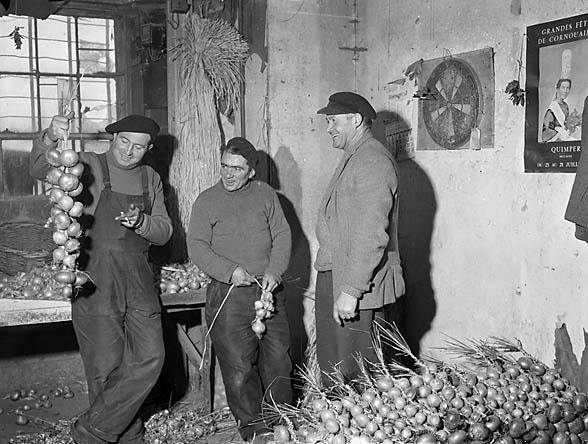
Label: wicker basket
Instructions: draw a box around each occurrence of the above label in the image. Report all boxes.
[0,221,54,275]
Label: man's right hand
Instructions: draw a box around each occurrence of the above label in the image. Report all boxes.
[43,112,74,145]
[230,266,254,286]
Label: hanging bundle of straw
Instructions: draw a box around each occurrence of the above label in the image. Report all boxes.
[168,13,249,260]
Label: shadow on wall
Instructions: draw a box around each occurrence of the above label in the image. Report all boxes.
[257,149,310,373]
[144,133,185,264]
[144,133,193,401]
[373,111,437,359]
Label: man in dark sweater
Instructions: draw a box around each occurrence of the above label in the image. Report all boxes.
[187,137,292,443]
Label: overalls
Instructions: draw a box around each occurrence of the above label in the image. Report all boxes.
[72,154,164,443]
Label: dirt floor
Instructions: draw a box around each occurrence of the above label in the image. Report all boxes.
[0,387,248,444]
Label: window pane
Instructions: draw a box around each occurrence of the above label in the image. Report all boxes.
[83,140,110,154]
[36,16,76,74]
[39,80,61,125]
[78,18,115,74]
[0,16,33,72]
[79,77,116,132]
[0,75,36,132]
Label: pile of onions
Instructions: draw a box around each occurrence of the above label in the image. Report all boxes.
[157,263,211,294]
[251,289,275,339]
[0,264,73,300]
[44,147,88,298]
[267,334,588,444]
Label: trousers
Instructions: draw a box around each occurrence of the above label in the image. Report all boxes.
[73,250,165,443]
[206,280,293,440]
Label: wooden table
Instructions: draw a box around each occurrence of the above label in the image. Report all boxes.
[159,289,212,411]
[0,288,212,410]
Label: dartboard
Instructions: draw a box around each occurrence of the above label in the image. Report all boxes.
[422,58,481,149]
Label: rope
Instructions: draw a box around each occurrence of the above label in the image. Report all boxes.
[198,277,264,371]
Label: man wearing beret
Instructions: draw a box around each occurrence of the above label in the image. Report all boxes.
[30,113,172,443]
[314,92,405,383]
[187,137,292,443]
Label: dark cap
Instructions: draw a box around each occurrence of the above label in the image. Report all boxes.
[317,92,377,120]
[223,137,258,168]
[105,115,160,142]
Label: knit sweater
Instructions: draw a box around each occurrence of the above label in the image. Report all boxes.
[187,180,291,284]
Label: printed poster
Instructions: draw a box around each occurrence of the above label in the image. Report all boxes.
[525,13,588,172]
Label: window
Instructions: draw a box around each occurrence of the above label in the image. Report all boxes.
[0,14,117,196]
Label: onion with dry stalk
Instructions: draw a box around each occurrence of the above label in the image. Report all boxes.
[262,322,588,444]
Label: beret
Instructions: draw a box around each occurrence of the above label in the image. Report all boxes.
[105,115,160,142]
[223,137,258,168]
[317,91,377,120]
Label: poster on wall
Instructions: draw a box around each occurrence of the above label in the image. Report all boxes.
[416,47,495,151]
[525,13,588,173]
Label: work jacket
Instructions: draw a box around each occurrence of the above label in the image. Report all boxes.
[315,132,405,309]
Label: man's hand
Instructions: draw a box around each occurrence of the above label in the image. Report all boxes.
[114,204,144,229]
[261,273,280,292]
[230,266,254,286]
[44,112,75,145]
[333,291,359,326]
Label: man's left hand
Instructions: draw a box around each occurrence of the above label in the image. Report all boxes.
[261,273,280,292]
[115,203,144,229]
[333,291,359,326]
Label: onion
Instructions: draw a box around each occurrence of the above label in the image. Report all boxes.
[46,167,64,185]
[255,308,267,319]
[50,206,64,219]
[62,285,73,298]
[64,239,80,253]
[273,425,291,443]
[57,195,75,212]
[60,149,79,167]
[68,162,84,177]
[66,221,82,237]
[53,231,68,245]
[166,282,180,293]
[45,149,62,167]
[69,201,84,218]
[49,187,66,203]
[15,415,28,425]
[58,173,79,192]
[62,254,77,268]
[68,182,83,197]
[52,247,66,263]
[251,319,266,335]
[53,212,71,230]
[74,272,88,287]
[54,270,76,284]
[188,280,201,290]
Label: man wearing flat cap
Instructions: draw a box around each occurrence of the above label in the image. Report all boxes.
[30,113,172,444]
[314,91,405,383]
[187,137,292,443]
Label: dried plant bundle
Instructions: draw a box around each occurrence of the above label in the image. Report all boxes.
[168,14,249,259]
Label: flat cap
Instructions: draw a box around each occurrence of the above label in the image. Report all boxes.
[105,115,160,142]
[317,92,377,120]
[224,137,258,168]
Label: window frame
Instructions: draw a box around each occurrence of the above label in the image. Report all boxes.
[0,14,118,197]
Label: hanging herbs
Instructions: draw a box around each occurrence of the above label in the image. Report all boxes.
[505,34,526,106]
[9,26,23,50]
